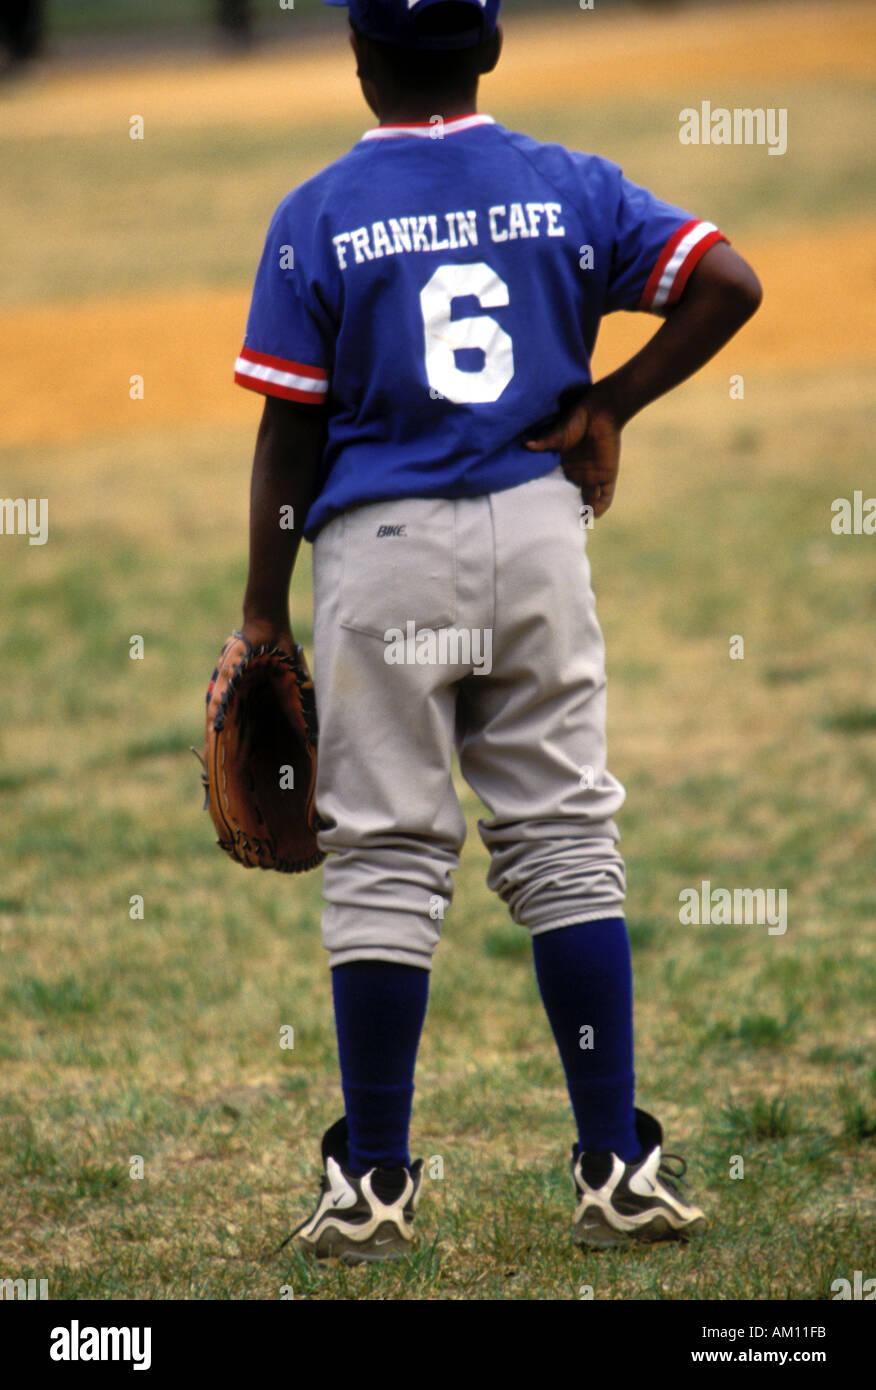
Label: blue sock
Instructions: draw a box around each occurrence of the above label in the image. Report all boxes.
[331,960,429,1175]
[532,917,641,1162]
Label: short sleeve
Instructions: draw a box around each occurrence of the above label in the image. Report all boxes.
[605,174,727,314]
[234,201,331,405]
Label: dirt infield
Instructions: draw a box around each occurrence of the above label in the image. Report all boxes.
[1,0,872,449]
[1,218,871,449]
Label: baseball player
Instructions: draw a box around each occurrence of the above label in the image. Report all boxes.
[232,0,761,1261]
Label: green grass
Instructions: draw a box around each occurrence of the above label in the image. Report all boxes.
[1,7,874,1300]
[822,706,876,734]
[718,1097,798,1141]
[2,77,874,307]
[0,367,873,1300]
[523,80,876,234]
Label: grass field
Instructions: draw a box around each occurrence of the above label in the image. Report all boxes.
[0,0,874,1301]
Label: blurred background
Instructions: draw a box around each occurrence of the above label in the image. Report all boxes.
[3,0,789,66]
[0,0,873,1301]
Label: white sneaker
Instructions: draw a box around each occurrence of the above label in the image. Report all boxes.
[280,1117,423,1264]
[572,1109,707,1247]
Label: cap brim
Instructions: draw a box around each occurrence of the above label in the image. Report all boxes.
[320,0,492,50]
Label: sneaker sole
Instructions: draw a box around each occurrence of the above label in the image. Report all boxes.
[573,1208,707,1248]
[302,1220,413,1264]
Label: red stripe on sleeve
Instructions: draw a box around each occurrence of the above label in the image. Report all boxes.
[237,346,328,382]
[638,218,699,310]
[234,371,327,404]
[664,229,728,305]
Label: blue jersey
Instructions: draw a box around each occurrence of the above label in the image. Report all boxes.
[235,114,725,539]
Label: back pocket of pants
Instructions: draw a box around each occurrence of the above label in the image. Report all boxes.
[338,498,456,639]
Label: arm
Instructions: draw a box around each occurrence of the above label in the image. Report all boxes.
[527,241,763,516]
[239,394,326,652]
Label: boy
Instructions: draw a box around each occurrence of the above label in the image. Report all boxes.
[232,0,762,1261]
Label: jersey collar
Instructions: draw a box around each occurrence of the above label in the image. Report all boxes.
[361,113,496,141]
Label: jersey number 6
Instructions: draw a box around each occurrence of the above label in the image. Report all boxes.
[419,262,515,405]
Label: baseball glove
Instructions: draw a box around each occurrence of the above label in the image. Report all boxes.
[198,632,325,874]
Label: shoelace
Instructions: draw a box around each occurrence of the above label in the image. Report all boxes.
[272,1173,332,1255]
[657,1152,689,1197]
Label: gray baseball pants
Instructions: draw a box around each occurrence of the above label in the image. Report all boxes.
[310,464,626,970]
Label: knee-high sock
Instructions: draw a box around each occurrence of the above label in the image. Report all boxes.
[532,917,640,1161]
[331,960,430,1175]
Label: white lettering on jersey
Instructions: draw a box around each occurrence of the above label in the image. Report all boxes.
[331,204,563,269]
[389,218,413,253]
[372,221,394,258]
[454,210,478,248]
[350,227,374,263]
[489,205,508,242]
[427,215,450,252]
[508,203,529,238]
[332,231,352,269]
[420,263,514,404]
[487,202,565,245]
[545,203,566,236]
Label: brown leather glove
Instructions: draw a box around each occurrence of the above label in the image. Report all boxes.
[200,632,324,873]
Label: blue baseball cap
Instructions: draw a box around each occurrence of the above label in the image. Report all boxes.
[321,0,501,51]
